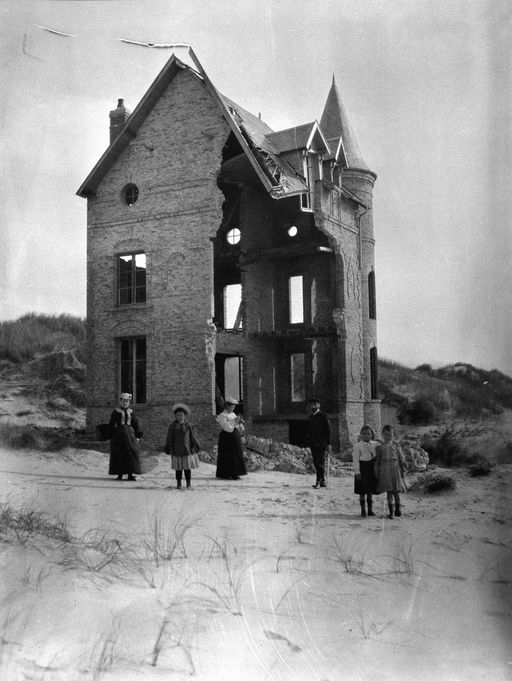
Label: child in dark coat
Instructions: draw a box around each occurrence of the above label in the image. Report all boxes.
[164,403,200,489]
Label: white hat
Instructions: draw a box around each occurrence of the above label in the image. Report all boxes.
[224,397,239,405]
[172,402,190,415]
[120,393,132,400]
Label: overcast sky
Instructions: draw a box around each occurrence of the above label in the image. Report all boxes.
[1,0,510,375]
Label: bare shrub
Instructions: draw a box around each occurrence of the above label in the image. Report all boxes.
[467,455,493,477]
[398,396,436,425]
[143,511,193,566]
[330,533,373,575]
[195,533,250,615]
[60,528,127,574]
[421,429,467,467]
[0,423,69,452]
[0,501,72,544]
[412,470,456,493]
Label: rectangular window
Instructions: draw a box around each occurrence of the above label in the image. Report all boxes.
[118,252,146,305]
[290,353,306,402]
[370,346,378,400]
[224,355,244,403]
[368,271,377,320]
[223,283,242,330]
[120,337,146,404]
[300,153,314,212]
[289,275,304,324]
[300,192,311,210]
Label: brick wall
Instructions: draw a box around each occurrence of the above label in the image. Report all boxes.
[86,67,229,450]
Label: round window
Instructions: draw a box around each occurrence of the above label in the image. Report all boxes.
[123,183,139,206]
[226,228,241,245]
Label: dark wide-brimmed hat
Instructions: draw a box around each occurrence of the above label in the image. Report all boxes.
[172,402,190,415]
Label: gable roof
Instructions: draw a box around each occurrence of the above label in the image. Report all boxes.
[77,51,307,199]
[77,49,373,201]
[266,121,329,155]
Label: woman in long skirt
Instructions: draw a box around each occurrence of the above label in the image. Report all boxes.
[215,398,247,480]
[164,403,200,489]
[108,393,142,481]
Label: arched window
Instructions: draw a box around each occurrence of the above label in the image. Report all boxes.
[368,271,376,320]
[123,183,139,206]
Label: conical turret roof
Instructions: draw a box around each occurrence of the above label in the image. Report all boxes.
[320,75,371,172]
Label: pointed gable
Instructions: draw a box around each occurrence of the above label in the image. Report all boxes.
[266,121,329,155]
[77,49,308,200]
[320,75,371,173]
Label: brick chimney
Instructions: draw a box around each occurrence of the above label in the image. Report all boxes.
[109,99,131,144]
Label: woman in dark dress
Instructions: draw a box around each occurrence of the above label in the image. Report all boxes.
[108,393,142,481]
[164,403,200,489]
[215,398,247,480]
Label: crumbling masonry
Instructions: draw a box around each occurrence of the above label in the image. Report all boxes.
[77,49,380,451]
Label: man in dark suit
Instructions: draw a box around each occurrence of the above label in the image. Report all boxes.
[307,397,331,488]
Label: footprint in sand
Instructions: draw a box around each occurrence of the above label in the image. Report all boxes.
[264,630,302,653]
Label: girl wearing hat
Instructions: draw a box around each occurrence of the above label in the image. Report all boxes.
[164,403,201,489]
[108,393,143,481]
[215,398,247,480]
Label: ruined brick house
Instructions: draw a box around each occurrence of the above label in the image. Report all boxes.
[77,49,380,451]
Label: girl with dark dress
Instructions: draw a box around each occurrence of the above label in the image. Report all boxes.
[215,399,247,480]
[374,424,407,518]
[352,425,379,517]
[108,393,142,481]
[164,403,200,489]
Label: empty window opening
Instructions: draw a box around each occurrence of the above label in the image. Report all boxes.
[215,353,244,413]
[224,283,242,330]
[224,356,243,403]
[118,252,146,305]
[120,337,146,404]
[290,353,306,402]
[289,275,304,324]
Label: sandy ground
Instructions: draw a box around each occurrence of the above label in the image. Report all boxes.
[0,446,511,681]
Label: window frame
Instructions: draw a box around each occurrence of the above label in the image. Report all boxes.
[123,183,139,207]
[300,152,314,212]
[117,251,147,306]
[119,336,147,405]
